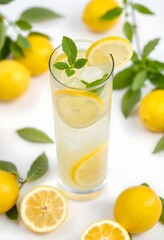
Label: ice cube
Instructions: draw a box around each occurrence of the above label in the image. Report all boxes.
[81,66,104,83]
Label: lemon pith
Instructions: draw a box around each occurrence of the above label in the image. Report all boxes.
[20,186,68,233]
[72,142,108,188]
[54,90,104,128]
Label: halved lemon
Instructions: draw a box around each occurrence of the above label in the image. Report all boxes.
[81,220,131,240]
[20,186,68,233]
[86,36,133,69]
[54,90,104,128]
[72,142,108,188]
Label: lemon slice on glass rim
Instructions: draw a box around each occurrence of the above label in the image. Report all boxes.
[81,220,131,240]
[20,186,68,233]
[86,36,133,69]
[72,142,108,188]
[53,90,104,128]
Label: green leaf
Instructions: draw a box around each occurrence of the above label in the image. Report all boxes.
[15,19,32,30]
[82,73,109,88]
[21,7,62,22]
[54,62,69,70]
[74,58,87,69]
[141,182,150,187]
[10,41,24,57]
[149,73,164,88]
[131,51,139,63]
[0,20,6,50]
[160,197,164,223]
[27,152,48,182]
[0,0,14,4]
[6,204,18,220]
[17,34,30,49]
[123,22,133,42]
[100,7,122,20]
[121,89,141,118]
[133,4,154,15]
[113,67,134,90]
[143,38,160,56]
[147,60,164,73]
[65,68,75,77]
[17,127,53,143]
[0,160,19,176]
[0,36,11,59]
[28,31,50,39]
[153,136,164,154]
[131,70,147,91]
[62,36,77,66]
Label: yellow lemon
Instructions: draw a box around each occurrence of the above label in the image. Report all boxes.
[139,90,164,132]
[54,90,104,128]
[86,36,133,69]
[20,186,68,233]
[82,0,121,32]
[81,220,131,240]
[15,35,54,76]
[0,60,30,101]
[0,170,19,214]
[114,185,162,233]
[72,142,108,188]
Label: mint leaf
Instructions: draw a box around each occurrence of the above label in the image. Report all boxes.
[62,36,77,66]
[17,127,53,143]
[0,36,11,59]
[17,34,30,49]
[121,89,141,118]
[0,160,19,176]
[0,19,6,50]
[54,62,69,70]
[6,204,18,220]
[143,38,160,56]
[10,41,24,57]
[82,73,109,88]
[149,73,164,88]
[131,70,147,91]
[141,183,150,187]
[100,7,122,20]
[15,19,32,30]
[0,0,13,3]
[153,136,164,154]
[21,7,62,22]
[81,80,89,86]
[160,197,164,223]
[113,66,134,89]
[74,58,87,69]
[66,68,75,77]
[131,51,139,63]
[27,152,48,182]
[133,4,154,15]
[147,60,164,73]
[28,31,50,39]
[123,22,133,42]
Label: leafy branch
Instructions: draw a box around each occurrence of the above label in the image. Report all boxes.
[0,4,62,59]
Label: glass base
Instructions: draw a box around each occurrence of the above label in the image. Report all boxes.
[57,179,106,201]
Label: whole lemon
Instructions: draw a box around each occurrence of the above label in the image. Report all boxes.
[139,90,164,132]
[0,171,19,214]
[82,0,120,32]
[15,35,54,76]
[0,60,30,101]
[114,186,162,233]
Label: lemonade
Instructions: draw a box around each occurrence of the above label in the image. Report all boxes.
[49,40,114,200]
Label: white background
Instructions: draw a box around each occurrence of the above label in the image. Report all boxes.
[0,0,164,239]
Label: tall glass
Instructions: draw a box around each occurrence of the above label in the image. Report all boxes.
[49,40,114,201]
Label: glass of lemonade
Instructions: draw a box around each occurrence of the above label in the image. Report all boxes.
[49,40,114,201]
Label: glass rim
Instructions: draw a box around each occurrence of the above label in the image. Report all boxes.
[48,39,114,91]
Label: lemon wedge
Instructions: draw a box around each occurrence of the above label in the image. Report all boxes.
[20,186,68,233]
[81,220,131,240]
[54,90,104,128]
[86,36,133,69]
[72,142,108,188]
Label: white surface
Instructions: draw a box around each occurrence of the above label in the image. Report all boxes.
[0,0,164,239]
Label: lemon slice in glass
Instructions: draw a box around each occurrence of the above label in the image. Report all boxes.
[86,36,133,69]
[81,220,131,240]
[54,90,104,128]
[72,142,108,188]
[20,186,68,233]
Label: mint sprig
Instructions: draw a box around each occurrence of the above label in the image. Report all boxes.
[53,36,87,77]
